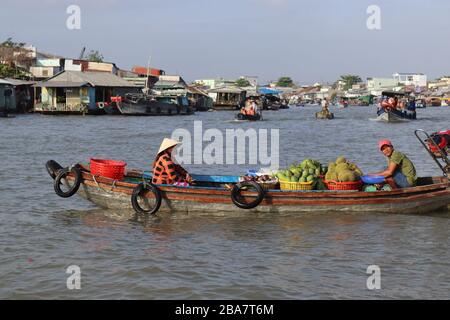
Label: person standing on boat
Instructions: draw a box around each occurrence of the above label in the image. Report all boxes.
[370,140,417,189]
[251,99,259,115]
[152,138,192,185]
[241,99,250,115]
[242,98,256,116]
[320,98,331,116]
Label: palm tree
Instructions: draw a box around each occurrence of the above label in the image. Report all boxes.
[340,75,362,90]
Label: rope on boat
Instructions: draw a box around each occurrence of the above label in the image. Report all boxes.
[92,175,118,194]
[116,101,124,114]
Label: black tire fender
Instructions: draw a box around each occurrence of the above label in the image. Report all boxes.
[231,181,265,209]
[54,166,82,198]
[131,182,162,215]
[46,160,63,180]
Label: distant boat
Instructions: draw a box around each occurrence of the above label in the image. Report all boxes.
[315,111,334,119]
[375,91,417,122]
[235,113,262,121]
[114,93,194,116]
[373,108,415,122]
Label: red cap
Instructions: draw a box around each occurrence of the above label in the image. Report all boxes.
[378,139,393,151]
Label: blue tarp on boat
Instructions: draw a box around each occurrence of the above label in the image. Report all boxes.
[258,88,282,95]
[143,171,239,183]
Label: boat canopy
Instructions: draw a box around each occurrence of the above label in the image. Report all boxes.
[382,90,407,97]
[258,87,282,95]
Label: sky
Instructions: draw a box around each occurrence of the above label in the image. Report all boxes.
[1,0,450,84]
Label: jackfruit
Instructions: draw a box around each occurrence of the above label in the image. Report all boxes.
[338,170,357,182]
[325,171,338,181]
[348,162,364,176]
[336,156,347,164]
[335,163,350,172]
[328,163,336,173]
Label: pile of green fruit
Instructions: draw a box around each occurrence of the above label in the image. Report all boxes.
[275,159,327,184]
[324,156,363,182]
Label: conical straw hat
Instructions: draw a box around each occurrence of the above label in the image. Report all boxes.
[157,138,181,155]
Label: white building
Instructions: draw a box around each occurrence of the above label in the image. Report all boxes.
[392,73,427,88]
[367,77,399,95]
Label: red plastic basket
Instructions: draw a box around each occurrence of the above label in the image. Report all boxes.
[90,158,127,180]
[324,180,363,191]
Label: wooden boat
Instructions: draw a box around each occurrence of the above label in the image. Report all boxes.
[375,108,415,122]
[46,161,450,215]
[235,113,262,121]
[376,91,417,121]
[315,111,334,119]
[103,103,121,115]
[116,93,194,116]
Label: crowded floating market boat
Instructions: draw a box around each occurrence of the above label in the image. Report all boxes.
[375,91,417,122]
[235,97,262,121]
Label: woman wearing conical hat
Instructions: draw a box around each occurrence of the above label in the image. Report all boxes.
[152,138,192,185]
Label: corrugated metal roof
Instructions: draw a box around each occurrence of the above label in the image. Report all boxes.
[209,86,245,94]
[186,86,209,96]
[4,78,36,86]
[34,81,90,88]
[0,79,12,85]
[154,80,185,89]
[41,71,138,87]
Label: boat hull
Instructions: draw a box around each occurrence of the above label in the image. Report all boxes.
[376,109,416,122]
[316,111,334,119]
[118,100,193,116]
[67,171,450,215]
[235,113,261,121]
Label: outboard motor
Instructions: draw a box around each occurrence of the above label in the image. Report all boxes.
[427,130,450,157]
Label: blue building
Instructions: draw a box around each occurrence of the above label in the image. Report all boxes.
[34,71,140,114]
[0,78,35,114]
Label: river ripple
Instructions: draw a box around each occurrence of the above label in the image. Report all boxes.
[0,105,449,299]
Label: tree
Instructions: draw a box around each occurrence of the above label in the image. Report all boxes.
[85,50,104,62]
[0,37,30,67]
[340,74,362,91]
[0,37,31,79]
[235,78,251,87]
[276,76,294,87]
[1,37,26,48]
[0,63,29,79]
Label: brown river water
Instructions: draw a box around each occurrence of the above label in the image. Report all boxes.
[0,105,449,299]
